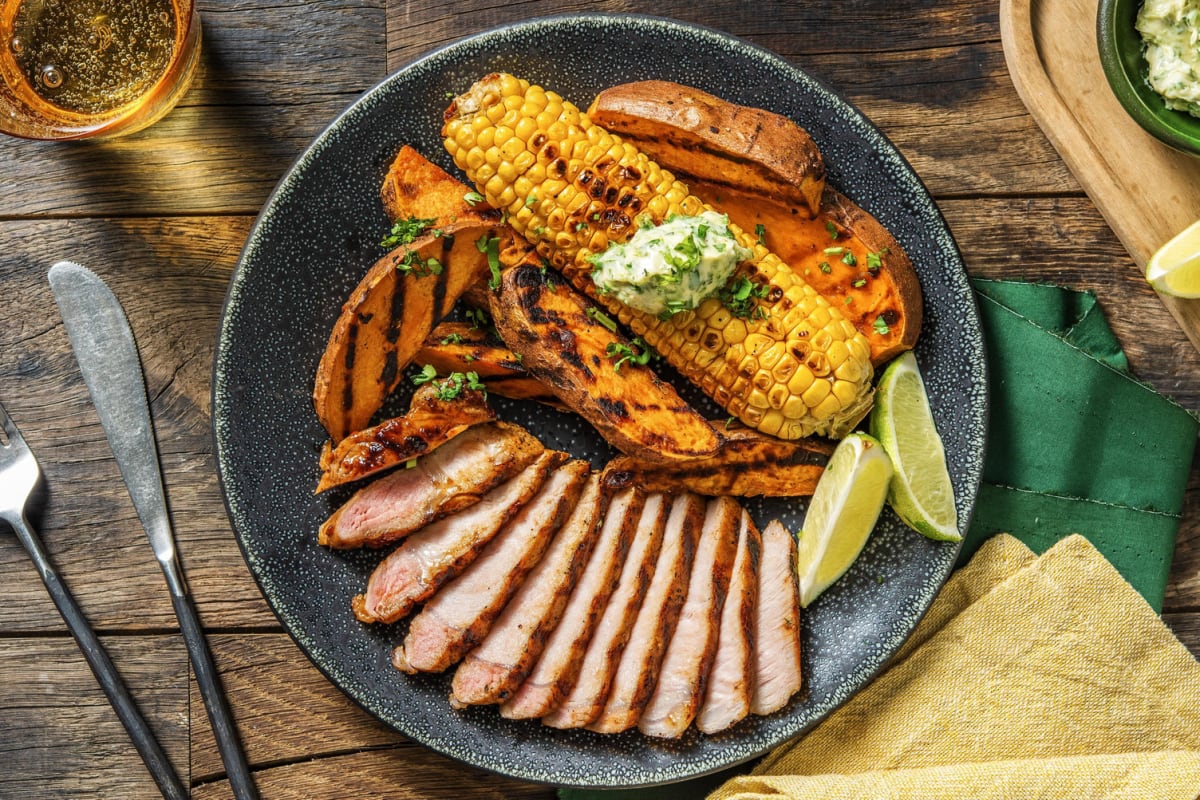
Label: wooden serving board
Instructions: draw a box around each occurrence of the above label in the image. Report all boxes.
[1000,0,1200,352]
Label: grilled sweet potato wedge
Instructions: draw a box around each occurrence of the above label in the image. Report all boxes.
[587,81,825,216]
[417,322,561,407]
[315,383,494,493]
[588,83,921,366]
[489,258,720,463]
[380,144,494,231]
[603,424,833,498]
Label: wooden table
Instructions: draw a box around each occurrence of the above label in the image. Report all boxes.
[2,1,1198,797]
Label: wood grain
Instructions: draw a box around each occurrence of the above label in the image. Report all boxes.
[0,0,1198,796]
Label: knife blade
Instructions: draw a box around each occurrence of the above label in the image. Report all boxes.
[49,261,260,800]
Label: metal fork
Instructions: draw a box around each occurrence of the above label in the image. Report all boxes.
[0,399,188,800]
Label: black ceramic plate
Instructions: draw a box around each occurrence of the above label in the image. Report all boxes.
[213,13,986,788]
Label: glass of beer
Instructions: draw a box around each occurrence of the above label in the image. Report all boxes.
[0,0,201,140]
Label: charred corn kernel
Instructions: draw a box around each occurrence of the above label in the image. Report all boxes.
[443,73,875,438]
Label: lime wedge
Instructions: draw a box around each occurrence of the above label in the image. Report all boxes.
[1145,220,1200,298]
[797,432,893,607]
[869,351,960,542]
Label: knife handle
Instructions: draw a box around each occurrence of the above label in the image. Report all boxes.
[8,512,189,800]
[163,560,261,800]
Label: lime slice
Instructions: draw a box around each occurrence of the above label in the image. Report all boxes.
[869,351,960,542]
[1145,220,1200,298]
[797,432,893,607]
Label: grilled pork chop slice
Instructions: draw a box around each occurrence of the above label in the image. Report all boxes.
[696,509,762,734]
[393,460,590,674]
[319,421,544,549]
[751,519,803,715]
[587,493,704,734]
[500,489,645,720]
[315,384,495,493]
[490,258,719,463]
[542,493,670,730]
[638,496,741,739]
[450,473,607,708]
[351,451,565,624]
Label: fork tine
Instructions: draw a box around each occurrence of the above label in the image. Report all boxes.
[0,398,18,446]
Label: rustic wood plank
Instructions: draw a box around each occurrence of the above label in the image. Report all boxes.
[0,0,385,219]
[0,217,274,633]
[386,4,1073,196]
[0,635,189,800]
[192,748,555,800]
[1164,613,1200,659]
[190,634,403,780]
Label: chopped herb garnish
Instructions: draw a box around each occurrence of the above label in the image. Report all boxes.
[381,216,438,248]
[464,308,492,331]
[394,249,443,277]
[463,190,485,207]
[755,223,767,246]
[718,274,770,318]
[823,246,845,256]
[873,315,892,336]
[476,234,502,290]
[842,250,858,266]
[866,252,883,271]
[825,220,840,240]
[526,193,538,207]
[637,215,656,230]
[852,278,867,288]
[605,338,654,372]
[431,370,487,401]
[586,306,619,333]
[405,457,419,469]
[411,364,438,386]
[819,261,833,274]
[724,416,737,430]
[440,332,464,345]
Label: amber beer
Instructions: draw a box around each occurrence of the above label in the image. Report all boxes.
[0,0,200,139]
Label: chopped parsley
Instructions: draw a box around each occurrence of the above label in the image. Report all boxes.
[439,332,464,345]
[819,261,833,274]
[825,220,840,240]
[410,364,438,385]
[755,223,768,246]
[476,234,502,290]
[432,371,487,400]
[718,275,770,319]
[586,306,619,333]
[394,249,443,277]
[464,308,492,331]
[605,338,654,372]
[866,252,883,271]
[873,315,892,336]
[842,250,858,267]
[463,190,485,207]
[381,216,437,249]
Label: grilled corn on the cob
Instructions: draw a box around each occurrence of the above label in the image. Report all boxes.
[443,73,874,439]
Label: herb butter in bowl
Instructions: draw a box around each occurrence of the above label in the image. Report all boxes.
[1098,0,1200,156]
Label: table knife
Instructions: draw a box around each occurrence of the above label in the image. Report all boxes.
[49,261,261,800]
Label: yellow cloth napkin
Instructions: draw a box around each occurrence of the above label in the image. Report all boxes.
[709,534,1200,800]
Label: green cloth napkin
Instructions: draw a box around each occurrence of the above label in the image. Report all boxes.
[965,279,1197,612]
[559,279,1198,800]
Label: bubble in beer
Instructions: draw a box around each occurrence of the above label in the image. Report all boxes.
[40,64,63,89]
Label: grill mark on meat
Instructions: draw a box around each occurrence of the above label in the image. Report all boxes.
[350,451,565,624]
[393,461,590,675]
[697,509,762,734]
[450,474,608,708]
[751,520,803,715]
[500,489,645,720]
[319,422,543,550]
[587,493,704,734]
[638,496,741,739]
[542,493,670,729]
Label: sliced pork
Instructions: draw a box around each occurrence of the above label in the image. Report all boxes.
[543,493,670,730]
[393,460,590,674]
[351,451,565,624]
[751,520,803,716]
[500,489,645,720]
[696,509,762,734]
[320,421,544,549]
[638,496,741,739]
[587,493,704,734]
[450,474,607,708]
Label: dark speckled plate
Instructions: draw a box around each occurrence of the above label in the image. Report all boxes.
[213,13,986,789]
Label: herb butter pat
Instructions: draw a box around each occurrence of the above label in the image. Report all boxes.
[1137,0,1200,118]
[589,211,752,317]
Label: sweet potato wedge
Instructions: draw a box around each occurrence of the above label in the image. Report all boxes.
[315,382,495,493]
[312,218,502,441]
[417,322,562,407]
[489,257,720,463]
[602,424,833,498]
[587,80,826,216]
[380,144,495,229]
[588,83,922,365]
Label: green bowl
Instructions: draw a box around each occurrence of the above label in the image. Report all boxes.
[1097,0,1200,156]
